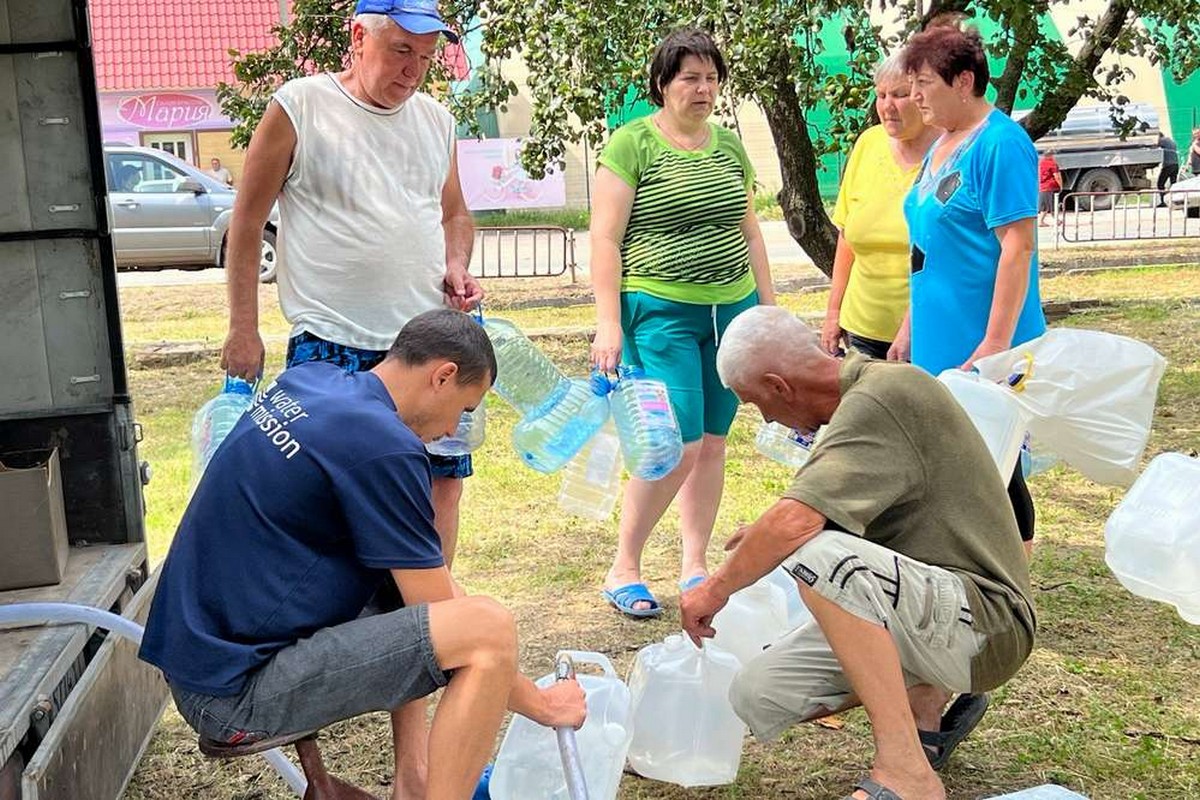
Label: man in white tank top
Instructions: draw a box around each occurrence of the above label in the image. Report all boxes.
[218,3,496,795]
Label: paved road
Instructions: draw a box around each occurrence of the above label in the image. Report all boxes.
[117,213,1198,288]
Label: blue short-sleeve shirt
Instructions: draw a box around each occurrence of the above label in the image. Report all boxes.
[139,362,444,696]
[903,108,1046,375]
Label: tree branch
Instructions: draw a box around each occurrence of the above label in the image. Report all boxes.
[1020,0,1133,139]
[992,7,1036,114]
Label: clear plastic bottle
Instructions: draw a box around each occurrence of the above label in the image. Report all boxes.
[558,421,622,520]
[491,651,633,800]
[191,376,255,483]
[711,581,792,667]
[754,421,818,468]
[511,378,611,474]
[608,367,683,480]
[1104,452,1200,623]
[626,634,745,787]
[426,401,487,457]
[482,317,565,415]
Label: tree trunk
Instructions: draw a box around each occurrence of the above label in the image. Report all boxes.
[757,58,838,277]
[1019,0,1133,139]
[991,5,1036,114]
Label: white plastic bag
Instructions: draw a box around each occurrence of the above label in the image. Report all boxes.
[973,329,1166,487]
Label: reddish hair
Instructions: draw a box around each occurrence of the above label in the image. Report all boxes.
[902,22,989,97]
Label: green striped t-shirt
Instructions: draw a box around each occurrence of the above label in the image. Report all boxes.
[598,116,757,305]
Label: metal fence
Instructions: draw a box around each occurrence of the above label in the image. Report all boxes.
[1057,189,1200,243]
[471,226,577,281]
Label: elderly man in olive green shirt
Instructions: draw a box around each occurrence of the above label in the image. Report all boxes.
[680,305,1035,800]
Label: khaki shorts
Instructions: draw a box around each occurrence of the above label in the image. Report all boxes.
[729,530,986,740]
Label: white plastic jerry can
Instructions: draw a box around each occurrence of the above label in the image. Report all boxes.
[490,650,633,800]
[937,369,1029,480]
[626,634,745,787]
[1104,452,1200,624]
[711,581,791,667]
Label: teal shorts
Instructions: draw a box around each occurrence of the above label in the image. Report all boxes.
[620,290,759,443]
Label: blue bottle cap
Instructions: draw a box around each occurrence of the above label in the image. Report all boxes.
[588,370,616,395]
[223,375,255,395]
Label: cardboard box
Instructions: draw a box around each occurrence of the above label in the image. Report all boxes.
[0,448,69,591]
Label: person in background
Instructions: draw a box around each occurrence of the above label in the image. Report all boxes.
[1156,133,1178,206]
[205,157,234,186]
[1189,128,1200,176]
[589,27,775,618]
[1037,149,1062,226]
[821,51,940,361]
[899,20,1042,557]
[219,1,484,794]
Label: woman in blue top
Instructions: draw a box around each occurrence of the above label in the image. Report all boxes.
[898,23,1045,373]
[900,23,1042,552]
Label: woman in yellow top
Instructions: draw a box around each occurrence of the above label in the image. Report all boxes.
[821,53,940,360]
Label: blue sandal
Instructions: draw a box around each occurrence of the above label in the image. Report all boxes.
[602,583,662,619]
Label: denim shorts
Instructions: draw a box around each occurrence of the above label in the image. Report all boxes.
[619,291,759,443]
[171,605,448,744]
[286,331,472,479]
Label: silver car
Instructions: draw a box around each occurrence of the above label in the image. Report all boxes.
[104,145,279,282]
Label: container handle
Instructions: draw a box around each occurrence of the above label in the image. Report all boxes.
[555,649,618,680]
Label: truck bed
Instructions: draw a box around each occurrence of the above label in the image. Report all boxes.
[0,543,168,800]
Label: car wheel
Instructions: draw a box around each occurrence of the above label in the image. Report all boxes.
[259,229,278,283]
[1073,168,1122,212]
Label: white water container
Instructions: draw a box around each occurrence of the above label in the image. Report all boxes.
[754,567,813,632]
[937,369,1028,480]
[1104,453,1200,624]
[626,635,745,787]
[710,582,791,666]
[491,651,633,800]
[558,421,622,520]
[987,786,1089,799]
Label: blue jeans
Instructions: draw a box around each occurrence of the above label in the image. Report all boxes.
[285,331,472,479]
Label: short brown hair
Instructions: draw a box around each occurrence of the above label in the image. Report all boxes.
[648,28,728,106]
[902,22,989,98]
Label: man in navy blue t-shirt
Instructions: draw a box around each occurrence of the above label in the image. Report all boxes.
[140,309,585,799]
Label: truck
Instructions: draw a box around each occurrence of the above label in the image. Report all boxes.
[1020,103,1166,211]
[0,1,169,798]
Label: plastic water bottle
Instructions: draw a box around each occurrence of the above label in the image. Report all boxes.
[491,651,634,800]
[937,369,1028,480]
[608,367,683,480]
[754,567,813,632]
[1104,452,1200,624]
[711,581,791,667]
[511,378,610,474]
[426,401,487,457]
[483,317,565,415]
[626,634,745,787]
[558,421,622,520]
[754,421,819,468]
[191,376,255,482]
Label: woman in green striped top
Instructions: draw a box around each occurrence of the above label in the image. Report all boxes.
[591,28,775,618]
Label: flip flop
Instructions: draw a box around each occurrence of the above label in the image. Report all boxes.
[678,575,706,592]
[919,692,990,771]
[602,582,662,619]
[841,777,904,799]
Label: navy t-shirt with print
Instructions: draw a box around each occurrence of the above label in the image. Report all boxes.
[139,362,443,696]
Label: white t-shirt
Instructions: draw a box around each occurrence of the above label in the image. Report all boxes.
[272,74,455,351]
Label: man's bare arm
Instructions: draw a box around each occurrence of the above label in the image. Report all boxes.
[221,101,295,379]
[440,148,481,310]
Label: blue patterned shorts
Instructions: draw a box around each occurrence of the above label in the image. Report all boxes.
[286,331,472,479]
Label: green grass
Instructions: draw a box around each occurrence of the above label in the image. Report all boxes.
[473,207,591,229]
[123,268,1200,799]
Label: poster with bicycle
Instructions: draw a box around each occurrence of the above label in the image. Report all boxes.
[458,138,566,210]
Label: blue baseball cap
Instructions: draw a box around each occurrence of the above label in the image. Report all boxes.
[355,0,459,43]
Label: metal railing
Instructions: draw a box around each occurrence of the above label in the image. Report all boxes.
[471,226,577,281]
[1057,189,1200,243]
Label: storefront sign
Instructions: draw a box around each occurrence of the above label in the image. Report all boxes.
[458,138,566,210]
[117,92,215,129]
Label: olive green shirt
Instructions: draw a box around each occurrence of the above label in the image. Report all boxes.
[784,353,1035,691]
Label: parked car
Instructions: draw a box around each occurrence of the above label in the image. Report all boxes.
[104,144,279,281]
[1165,173,1200,217]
